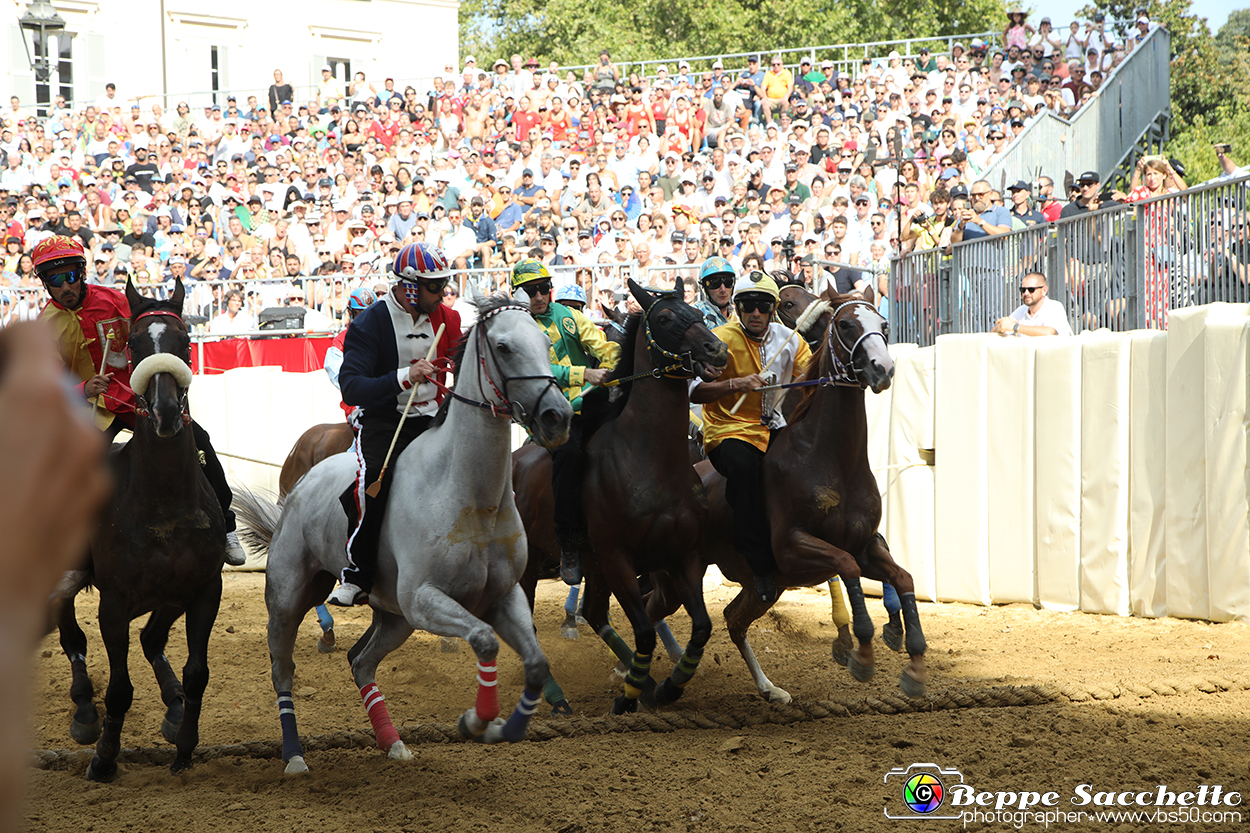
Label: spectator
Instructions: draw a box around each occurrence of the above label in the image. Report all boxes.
[992,272,1073,336]
[209,289,256,334]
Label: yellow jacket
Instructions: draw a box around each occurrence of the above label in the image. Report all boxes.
[701,321,812,453]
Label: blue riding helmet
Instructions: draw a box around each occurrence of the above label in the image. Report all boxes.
[554,284,587,306]
[699,256,735,285]
[347,287,377,311]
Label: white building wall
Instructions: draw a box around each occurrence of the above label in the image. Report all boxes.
[5,0,460,112]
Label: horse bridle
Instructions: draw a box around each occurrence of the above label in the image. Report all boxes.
[449,302,563,426]
[130,308,193,423]
[641,298,701,380]
[826,300,888,388]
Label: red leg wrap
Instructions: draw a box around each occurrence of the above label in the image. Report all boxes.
[475,660,500,723]
[360,682,401,751]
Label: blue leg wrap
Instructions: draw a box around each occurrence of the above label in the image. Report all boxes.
[882,583,901,615]
[501,688,542,742]
[315,604,334,633]
[277,692,303,762]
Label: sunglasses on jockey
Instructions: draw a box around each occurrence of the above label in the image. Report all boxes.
[737,298,775,315]
[520,280,553,298]
[701,275,734,290]
[42,266,84,288]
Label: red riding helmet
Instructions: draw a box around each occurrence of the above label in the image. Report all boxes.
[31,235,87,277]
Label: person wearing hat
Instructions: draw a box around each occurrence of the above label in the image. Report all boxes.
[691,271,811,604]
[329,242,461,606]
[760,56,794,125]
[32,235,248,565]
[1006,180,1044,227]
[510,258,619,585]
[1059,170,1109,218]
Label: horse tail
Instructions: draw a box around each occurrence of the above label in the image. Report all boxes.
[232,485,282,559]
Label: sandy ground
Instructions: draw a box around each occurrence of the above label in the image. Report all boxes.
[23,572,1250,833]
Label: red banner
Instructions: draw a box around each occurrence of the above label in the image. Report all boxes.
[191,336,335,375]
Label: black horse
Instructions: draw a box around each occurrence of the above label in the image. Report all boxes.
[57,279,228,780]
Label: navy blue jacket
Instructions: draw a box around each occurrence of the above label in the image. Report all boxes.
[340,296,460,414]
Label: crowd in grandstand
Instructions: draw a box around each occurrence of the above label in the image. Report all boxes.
[0,8,1241,332]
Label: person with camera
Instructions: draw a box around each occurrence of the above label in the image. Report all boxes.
[1214,144,1247,181]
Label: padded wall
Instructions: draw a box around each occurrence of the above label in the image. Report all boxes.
[1078,333,1131,615]
[1203,317,1250,622]
[1127,331,1168,618]
[934,335,991,604]
[885,345,936,601]
[985,338,1038,604]
[1033,338,1082,611]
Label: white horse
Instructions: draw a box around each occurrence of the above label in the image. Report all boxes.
[234,294,572,775]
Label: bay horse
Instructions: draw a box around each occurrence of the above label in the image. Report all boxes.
[233,294,572,775]
[665,291,929,703]
[278,422,355,652]
[514,278,729,714]
[57,278,228,780]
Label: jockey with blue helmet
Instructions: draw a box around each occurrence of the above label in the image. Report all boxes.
[329,243,461,606]
[511,258,620,585]
[694,256,737,329]
[553,283,587,312]
[323,286,378,420]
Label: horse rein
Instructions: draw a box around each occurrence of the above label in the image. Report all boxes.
[640,300,700,380]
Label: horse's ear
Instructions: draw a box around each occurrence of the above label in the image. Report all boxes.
[170,277,185,312]
[125,278,143,311]
[626,277,654,311]
[860,283,875,306]
[467,280,484,304]
[673,275,684,298]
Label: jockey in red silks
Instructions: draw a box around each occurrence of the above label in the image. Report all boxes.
[323,286,378,421]
[329,242,460,606]
[32,234,246,566]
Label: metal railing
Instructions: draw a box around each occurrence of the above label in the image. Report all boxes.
[889,174,1250,344]
[978,27,1172,190]
[560,32,999,84]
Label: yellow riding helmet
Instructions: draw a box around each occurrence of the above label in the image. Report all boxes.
[732,271,780,304]
[510,258,552,289]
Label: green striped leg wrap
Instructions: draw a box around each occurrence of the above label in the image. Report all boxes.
[598,624,636,664]
[542,673,566,706]
[622,652,652,699]
[670,646,704,688]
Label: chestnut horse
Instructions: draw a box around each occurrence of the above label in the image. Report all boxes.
[658,290,928,703]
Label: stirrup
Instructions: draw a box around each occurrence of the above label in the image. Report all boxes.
[224,531,246,566]
[327,582,368,607]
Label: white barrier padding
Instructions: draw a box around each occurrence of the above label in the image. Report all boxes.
[1033,338,1082,611]
[884,344,936,602]
[1164,305,1213,619]
[1078,332,1131,615]
[934,335,991,604]
[985,337,1038,604]
[1127,330,1168,618]
[1204,316,1250,622]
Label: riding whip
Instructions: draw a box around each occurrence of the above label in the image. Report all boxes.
[366,321,445,499]
[728,298,829,415]
[93,340,111,417]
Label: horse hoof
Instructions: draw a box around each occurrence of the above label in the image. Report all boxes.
[899,669,927,698]
[847,652,876,683]
[284,756,309,777]
[575,615,587,625]
[169,756,193,776]
[611,694,638,715]
[457,712,487,742]
[317,630,337,653]
[86,756,117,783]
[762,686,793,705]
[481,718,512,744]
[883,622,904,653]
[831,627,853,668]
[160,718,181,745]
[387,740,413,761]
[560,625,579,640]
[654,679,684,707]
[439,637,460,653]
[550,699,573,717]
[70,717,101,746]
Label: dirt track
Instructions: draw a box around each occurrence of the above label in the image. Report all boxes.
[24,573,1250,832]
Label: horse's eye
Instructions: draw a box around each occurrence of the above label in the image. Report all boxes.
[496,342,511,354]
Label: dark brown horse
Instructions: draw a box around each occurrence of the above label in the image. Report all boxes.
[278,422,353,497]
[660,290,928,703]
[57,279,228,780]
[515,278,728,714]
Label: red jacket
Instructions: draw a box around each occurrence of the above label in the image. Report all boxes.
[39,284,135,428]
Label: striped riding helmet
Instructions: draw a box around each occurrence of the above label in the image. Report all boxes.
[347,287,377,311]
[392,242,452,282]
[509,258,551,289]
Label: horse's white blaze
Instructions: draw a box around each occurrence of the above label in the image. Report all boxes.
[147,321,167,354]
